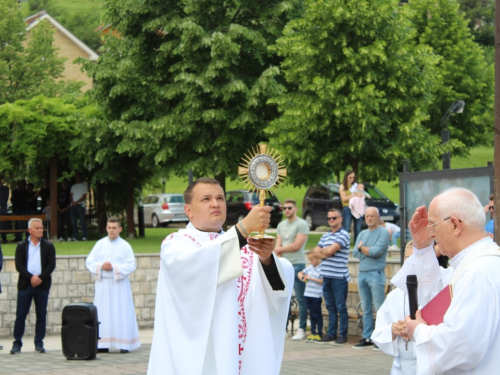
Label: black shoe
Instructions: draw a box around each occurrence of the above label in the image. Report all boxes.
[352,337,374,349]
[35,344,45,353]
[373,344,381,351]
[10,342,21,354]
[332,336,348,345]
[97,348,109,353]
[314,333,336,345]
[120,349,129,353]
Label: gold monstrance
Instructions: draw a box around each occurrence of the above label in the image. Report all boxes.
[238,144,287,238]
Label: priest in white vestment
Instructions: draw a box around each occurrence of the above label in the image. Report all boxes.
[86,217,141,352]
[405,188,500,375]
[147,178,294,375]
[372,242,453,375]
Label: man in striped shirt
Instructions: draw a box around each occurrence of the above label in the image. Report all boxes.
[310,208,351,345]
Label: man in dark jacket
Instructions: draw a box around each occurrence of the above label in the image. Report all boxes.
[10,218,56,354]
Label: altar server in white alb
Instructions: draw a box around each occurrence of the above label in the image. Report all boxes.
[405,188,500,374]
[86,217,140,353]
[148,178,294,375]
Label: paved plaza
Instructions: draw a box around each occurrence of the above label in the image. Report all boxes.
[0,331,392,374]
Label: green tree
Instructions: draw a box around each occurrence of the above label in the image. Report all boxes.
[28,0,103,52]
[0,95,96,181]
[0,0,67,104]
[82,0,300,192]
[408,0,494,150]
[457,0,494,46]
[266,0,446,184]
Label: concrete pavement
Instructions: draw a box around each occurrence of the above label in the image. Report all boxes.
[0,330,393,374]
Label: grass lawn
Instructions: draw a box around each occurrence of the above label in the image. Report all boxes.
[1,146,490,256]
[1,228,325,257]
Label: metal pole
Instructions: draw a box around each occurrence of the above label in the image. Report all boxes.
[441,128,451,169]
[188,170,193,185]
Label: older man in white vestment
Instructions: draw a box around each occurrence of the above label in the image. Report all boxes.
[86,217,141,353]
[405,188,500,374]
[147,178,294,375]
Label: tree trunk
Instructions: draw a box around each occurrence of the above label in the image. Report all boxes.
[49,157,58,240]
[494,0,500,242]
[96,183,107,235]
[215,172,227,231]
[351,159,360,181]
[215,172,226,193]
[126,162,136,238]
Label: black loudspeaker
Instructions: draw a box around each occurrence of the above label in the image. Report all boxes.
[61,303,99,360]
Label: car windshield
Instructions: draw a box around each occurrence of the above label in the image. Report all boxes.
[328,183,388,200]
[250,192,278,203]
[363,185,388,200]
[164,195,185,204]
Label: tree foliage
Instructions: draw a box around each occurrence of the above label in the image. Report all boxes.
[408,0,494,151]
[82,0,300,188]
[28,0,103,52]
[457,0,494,46]
[267,0,449,184]
[0,0,67,104]
[0,95,97,181]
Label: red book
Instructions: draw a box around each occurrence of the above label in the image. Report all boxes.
[421,285,452,325]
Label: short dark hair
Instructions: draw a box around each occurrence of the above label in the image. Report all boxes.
[328,208,342,216]
[284,198,296,206]
[184,178,221,204]
[490,194,494,201]
[107,216,122,227]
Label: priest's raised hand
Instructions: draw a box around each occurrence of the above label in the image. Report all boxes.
[408,205,433,249]
[240,205,272,233]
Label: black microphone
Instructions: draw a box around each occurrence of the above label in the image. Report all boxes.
[407,275,418,320]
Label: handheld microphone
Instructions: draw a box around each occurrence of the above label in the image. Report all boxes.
[407,275,418,320]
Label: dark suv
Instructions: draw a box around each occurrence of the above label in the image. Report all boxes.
[302,183,400,231]
[225,190,282,228]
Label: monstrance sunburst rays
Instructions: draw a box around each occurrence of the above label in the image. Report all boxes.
[237,143,287,238]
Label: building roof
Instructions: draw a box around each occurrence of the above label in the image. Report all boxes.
[24,11,99,61]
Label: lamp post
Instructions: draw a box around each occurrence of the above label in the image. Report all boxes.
[440,100,465,169]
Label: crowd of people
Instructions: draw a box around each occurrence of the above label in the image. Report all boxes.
[0,173,498,375]
[0,174,88,243]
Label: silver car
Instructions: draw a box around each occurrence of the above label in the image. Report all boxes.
[141,194,188,227]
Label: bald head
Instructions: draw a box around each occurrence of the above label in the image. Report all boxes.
[433,188,485,231]
[427,187,488,258]
[365,207,380,229]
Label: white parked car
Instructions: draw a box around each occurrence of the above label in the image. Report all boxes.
[140,194,188,227]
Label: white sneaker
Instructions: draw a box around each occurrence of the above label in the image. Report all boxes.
[292,328,306,341]
[82,237,87,241]
[58,237,64,242]
[388,245,399,251]
[71,237,79,242]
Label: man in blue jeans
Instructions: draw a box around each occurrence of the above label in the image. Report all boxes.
[11,218,56,354]
[274,198,309,340]
[352,207,389,349]
[311,209,351,345]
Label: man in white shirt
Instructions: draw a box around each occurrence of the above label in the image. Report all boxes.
[70,173,88,241]
[405,187,500,374]
[86,217,140,353]
[148,178,293,375]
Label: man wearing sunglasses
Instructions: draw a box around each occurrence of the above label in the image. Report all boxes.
[405,187,500,374]
[274,199,309,340]
[310,209,351,345]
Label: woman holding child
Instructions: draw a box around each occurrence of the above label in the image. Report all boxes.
[339,170,364,243]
